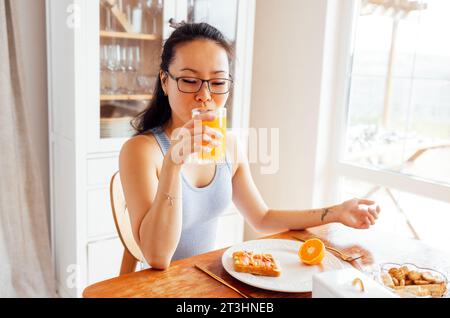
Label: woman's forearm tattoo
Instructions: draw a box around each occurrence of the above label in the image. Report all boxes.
[321,208,332,222]
[308,207,335,222]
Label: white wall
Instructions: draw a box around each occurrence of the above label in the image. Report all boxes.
[15,0,50,224]
[246,0,339,239]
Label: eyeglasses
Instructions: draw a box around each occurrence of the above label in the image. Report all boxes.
[166,71,233,94]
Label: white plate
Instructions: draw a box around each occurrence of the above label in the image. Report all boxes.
[222,239,351,293]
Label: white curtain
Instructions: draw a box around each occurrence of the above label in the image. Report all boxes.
[0,0,56,297]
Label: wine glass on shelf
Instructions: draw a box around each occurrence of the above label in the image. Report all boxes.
[102,0,115,31]
[137,74,157,94]
[126,46,140,94]
[118,45,128,94]
[105,44,120,95]
[131,1,144,33]
[100,45,109,94]
[104,45,113,94]
[105,8,112,31]
[126,3,132,29]
[143,0,152,34]
[134,46,142,93]
[100,44,111,95]
[150,0,163,35]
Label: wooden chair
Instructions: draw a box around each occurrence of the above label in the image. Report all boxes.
[110,171,145,275]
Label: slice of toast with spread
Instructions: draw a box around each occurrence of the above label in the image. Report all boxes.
[232,251,281,277]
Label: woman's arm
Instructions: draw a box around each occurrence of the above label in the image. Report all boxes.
[120,112,221,269]
[255,198,379,232]
[230,136,380,233]
[119,136,183,270]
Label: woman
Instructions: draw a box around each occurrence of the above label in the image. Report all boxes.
[120,22,380,270]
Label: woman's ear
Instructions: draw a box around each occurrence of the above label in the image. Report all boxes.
[160,70,168,96]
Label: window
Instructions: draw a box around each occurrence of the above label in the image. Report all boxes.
[341,177,450,252]
[335,0,450,249]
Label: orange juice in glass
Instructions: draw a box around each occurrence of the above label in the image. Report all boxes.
[191,107,227,164]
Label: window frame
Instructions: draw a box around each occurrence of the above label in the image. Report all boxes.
[326,0,450,205]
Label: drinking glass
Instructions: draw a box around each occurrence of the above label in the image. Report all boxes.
[191,107,227,164]
[104,0,114,31]
[100,45,109,94]
[137,75,156,93]
[118,45,128,94]
[144,0,152,33]
[151,0,163,34]
[105,44,120,94]
[105,7,112,31]
[126,46,139,94]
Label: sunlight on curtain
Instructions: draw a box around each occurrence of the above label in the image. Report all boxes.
[0,0,56,297]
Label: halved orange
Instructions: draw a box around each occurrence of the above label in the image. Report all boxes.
[298,238,325,265]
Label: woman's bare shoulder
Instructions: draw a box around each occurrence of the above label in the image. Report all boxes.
[119,133,164,168]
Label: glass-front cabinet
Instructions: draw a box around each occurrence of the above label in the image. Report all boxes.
[47,0,254,297]
[99,0,164,139]
[97,0,244,144]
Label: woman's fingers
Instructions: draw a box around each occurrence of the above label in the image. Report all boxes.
[368,206,379,220]
[366,212,376,225]
[189,130,220,154]
[189,125,223,140]
[188,113,223,140]
[169,113,220,164]
[352,208,375,229]
[192,131,221,147]
[363,216,371,228]
[343,199,380,230]
[186,126,222,140]
[203,125,223,139]
[358,217,371,229]
[170,115,223,164]
[176,134,212,158]
[357,198,375,206]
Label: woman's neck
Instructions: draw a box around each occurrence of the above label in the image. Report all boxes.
[163,117,184,139]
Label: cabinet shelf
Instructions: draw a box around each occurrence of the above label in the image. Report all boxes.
[100,30,158,41]
[100,94,153,101]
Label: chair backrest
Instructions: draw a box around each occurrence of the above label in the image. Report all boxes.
[110,171,144,263]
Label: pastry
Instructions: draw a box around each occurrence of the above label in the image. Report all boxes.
[382,265,447,297]
[232,251,281,277]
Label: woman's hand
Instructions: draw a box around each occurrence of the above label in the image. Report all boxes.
[335,198,381,229]
[166,111,223,165]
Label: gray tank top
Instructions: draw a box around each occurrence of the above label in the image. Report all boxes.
[143,126,233,266]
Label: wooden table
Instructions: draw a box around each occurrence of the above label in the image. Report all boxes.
[83,224,450,298]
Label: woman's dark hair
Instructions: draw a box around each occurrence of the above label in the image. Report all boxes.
[131,22,234,135]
